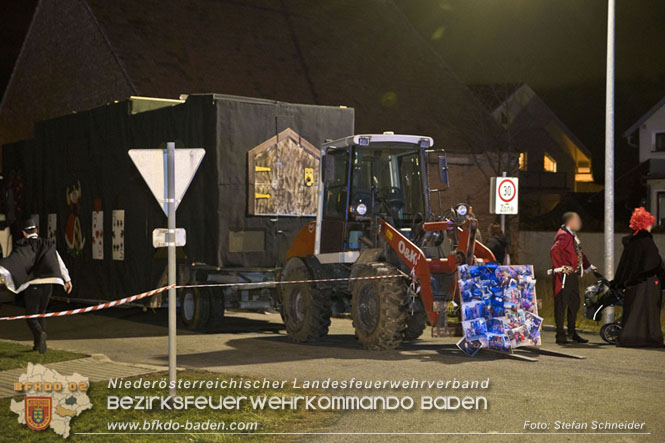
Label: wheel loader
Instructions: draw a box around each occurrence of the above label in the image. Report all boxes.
[279,132,496,349]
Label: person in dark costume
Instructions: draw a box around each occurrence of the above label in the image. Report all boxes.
[486,223,509,265]
[550,212,595,345]
[0,218,72,353]
[613,207,664,348]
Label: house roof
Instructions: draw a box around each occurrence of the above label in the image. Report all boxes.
[92,0,502,152]
[623,95,665,138]
[467,83,523,113]
[470,82,593,160]
[1,0,501,153]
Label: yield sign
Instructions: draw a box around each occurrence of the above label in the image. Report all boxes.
[129,148,205,215]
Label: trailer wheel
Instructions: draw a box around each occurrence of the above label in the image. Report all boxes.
[205,288,226,332]
[280,257,332,343]
[403,300,427,341]
[352,263,408,350]
[180,287,210,331]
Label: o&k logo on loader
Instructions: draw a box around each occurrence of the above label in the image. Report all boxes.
[398,240,420,267]
[25,397,52,431]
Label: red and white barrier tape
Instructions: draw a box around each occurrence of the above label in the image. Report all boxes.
[0,274,404,321]
[0,285,175,321]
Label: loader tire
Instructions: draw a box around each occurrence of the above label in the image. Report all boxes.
[352,263,408,350]
[403,300,427,341]
[280,258,332,343]
[180,286,210,331]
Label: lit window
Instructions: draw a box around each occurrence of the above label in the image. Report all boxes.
[576,160,591,174]
[575,173,593,182]
[544,153,557,173]
[519,152,527,171]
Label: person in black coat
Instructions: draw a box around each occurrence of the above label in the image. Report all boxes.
[486,223,509,265]
[0,217,73,353]
[613,207,664,347]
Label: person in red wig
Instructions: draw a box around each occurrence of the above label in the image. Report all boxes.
[613,207,664,347]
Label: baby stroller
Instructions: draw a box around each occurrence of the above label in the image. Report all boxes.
[583,270,623,344]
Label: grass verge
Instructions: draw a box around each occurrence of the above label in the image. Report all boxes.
[0,370,339,442]
[0,340,86,371]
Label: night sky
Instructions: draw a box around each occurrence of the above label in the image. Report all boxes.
[2,0,664,179]
[395,0,665,181]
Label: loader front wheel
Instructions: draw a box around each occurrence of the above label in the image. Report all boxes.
[352,263,408,350]
[280,258,332,343]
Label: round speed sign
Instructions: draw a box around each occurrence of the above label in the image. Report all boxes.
[498,179,517,203]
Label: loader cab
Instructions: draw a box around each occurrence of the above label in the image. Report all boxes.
[317,133,439,253]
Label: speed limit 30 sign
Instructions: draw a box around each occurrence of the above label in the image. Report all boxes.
[490,177,518,214]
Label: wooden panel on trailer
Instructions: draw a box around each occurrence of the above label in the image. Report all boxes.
[248,128,321,216]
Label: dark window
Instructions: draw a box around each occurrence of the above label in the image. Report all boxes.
[323,149,350,218]
[351,147,424,223]
[655,132,665,152]
[658,192,665,226]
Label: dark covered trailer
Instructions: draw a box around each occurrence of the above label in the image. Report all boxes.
[2,94,354,310]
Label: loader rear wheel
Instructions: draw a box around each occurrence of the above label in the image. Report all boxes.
[180,287,210,331]
[352,263,408,350]
[280,258,332,343]
[403,300,427,341]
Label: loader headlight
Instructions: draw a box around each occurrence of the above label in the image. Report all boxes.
[356,203,368,215]
[456,204,468,217]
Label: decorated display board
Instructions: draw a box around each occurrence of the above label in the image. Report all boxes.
[456,264,542,356]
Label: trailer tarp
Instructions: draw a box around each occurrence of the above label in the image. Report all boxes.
[2,94,354,300]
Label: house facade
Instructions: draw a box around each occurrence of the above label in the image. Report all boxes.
[624,96,665,224]
[471,83,601,218]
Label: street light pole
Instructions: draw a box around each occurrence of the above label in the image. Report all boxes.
[603,0,615,324]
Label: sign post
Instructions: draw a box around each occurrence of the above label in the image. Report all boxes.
[129,145,205,397]
[499,171,507,232]
[166,142,177,398]
[490,174,518,265]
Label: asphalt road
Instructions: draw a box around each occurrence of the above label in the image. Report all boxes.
[0,303,663,442]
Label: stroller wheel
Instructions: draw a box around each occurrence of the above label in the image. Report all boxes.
[600,322,622,345]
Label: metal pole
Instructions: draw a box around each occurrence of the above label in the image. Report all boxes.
[500,171,507,233]
[167,142,177,396]
[603,0,615,324]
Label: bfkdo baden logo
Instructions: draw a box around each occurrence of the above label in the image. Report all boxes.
[11,363,92,438]
[25,396,52,431]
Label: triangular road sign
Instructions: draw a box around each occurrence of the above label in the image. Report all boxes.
[129,148,205,216]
